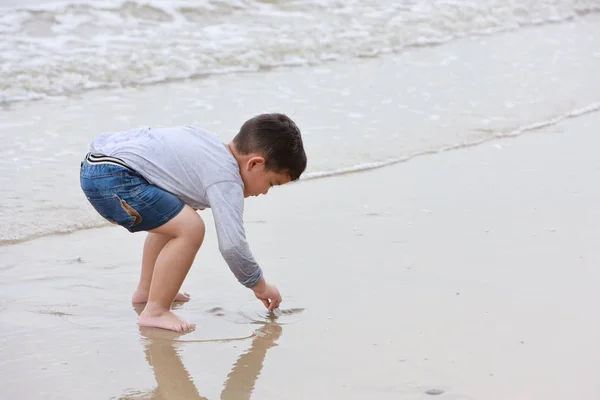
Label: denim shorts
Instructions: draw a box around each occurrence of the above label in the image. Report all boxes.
[79,153,185,233]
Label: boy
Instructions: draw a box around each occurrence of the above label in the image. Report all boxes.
[79,113,307,332]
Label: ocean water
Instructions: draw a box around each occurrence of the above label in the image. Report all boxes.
[1,0,600,244]
[1,0,598,104]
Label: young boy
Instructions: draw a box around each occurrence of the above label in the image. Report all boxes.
[79,113,307,333]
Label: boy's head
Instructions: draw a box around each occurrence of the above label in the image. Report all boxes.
[231,113,307,198]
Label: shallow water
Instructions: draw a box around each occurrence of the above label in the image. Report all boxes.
[0,228,307,399]
[1,14,600,244]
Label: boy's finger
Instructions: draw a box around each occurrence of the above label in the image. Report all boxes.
[269,299,280,311]
[261,299,270,309]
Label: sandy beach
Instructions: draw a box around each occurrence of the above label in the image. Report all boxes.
[2,110,599,399]
[2,2,600,398]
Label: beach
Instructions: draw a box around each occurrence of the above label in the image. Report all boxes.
[2,112,600,399]
[1,0,600,398]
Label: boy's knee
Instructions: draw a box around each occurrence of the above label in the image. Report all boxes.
[151,205,205,246]
[185,214,205,248]
[175,206,205,247]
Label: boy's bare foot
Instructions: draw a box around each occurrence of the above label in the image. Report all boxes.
[138,307,195,332]
[132,288,191,303]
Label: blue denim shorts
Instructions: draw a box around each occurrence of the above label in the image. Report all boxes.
[80,153,185,233]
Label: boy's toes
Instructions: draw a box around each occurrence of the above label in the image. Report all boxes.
[184,322,195,332]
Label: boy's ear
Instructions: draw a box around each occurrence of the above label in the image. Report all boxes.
[246,155,266,171]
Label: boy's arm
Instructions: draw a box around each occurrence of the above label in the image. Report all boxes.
[205,181,282,310]
[205,181,262,287]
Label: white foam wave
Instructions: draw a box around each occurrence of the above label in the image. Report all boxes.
[1,0,599,104]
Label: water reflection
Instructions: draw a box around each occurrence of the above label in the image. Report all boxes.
[122,304,283,400]
[221,322,282,400]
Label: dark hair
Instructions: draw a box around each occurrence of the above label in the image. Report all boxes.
[233,113,307,181]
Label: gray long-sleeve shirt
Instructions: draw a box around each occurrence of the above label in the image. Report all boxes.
[89,125,262,288]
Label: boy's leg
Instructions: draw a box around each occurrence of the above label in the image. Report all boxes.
[132,233,191,303]
[138,205,205,332]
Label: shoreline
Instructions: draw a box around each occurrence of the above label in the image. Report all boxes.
[3,13,600,245]
[2,100,599,248]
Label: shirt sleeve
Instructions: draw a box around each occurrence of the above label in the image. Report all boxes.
[205,181,263,288]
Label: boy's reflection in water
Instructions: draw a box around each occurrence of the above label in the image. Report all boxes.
[123,303,283,400]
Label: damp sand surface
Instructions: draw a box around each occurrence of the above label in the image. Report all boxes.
[2,112,600,399]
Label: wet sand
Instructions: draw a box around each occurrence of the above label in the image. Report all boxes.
[2,112,600,399]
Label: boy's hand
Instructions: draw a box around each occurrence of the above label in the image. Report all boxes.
[252,278,282,311]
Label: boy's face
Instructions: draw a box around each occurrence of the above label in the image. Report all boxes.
[241,156,291,198]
